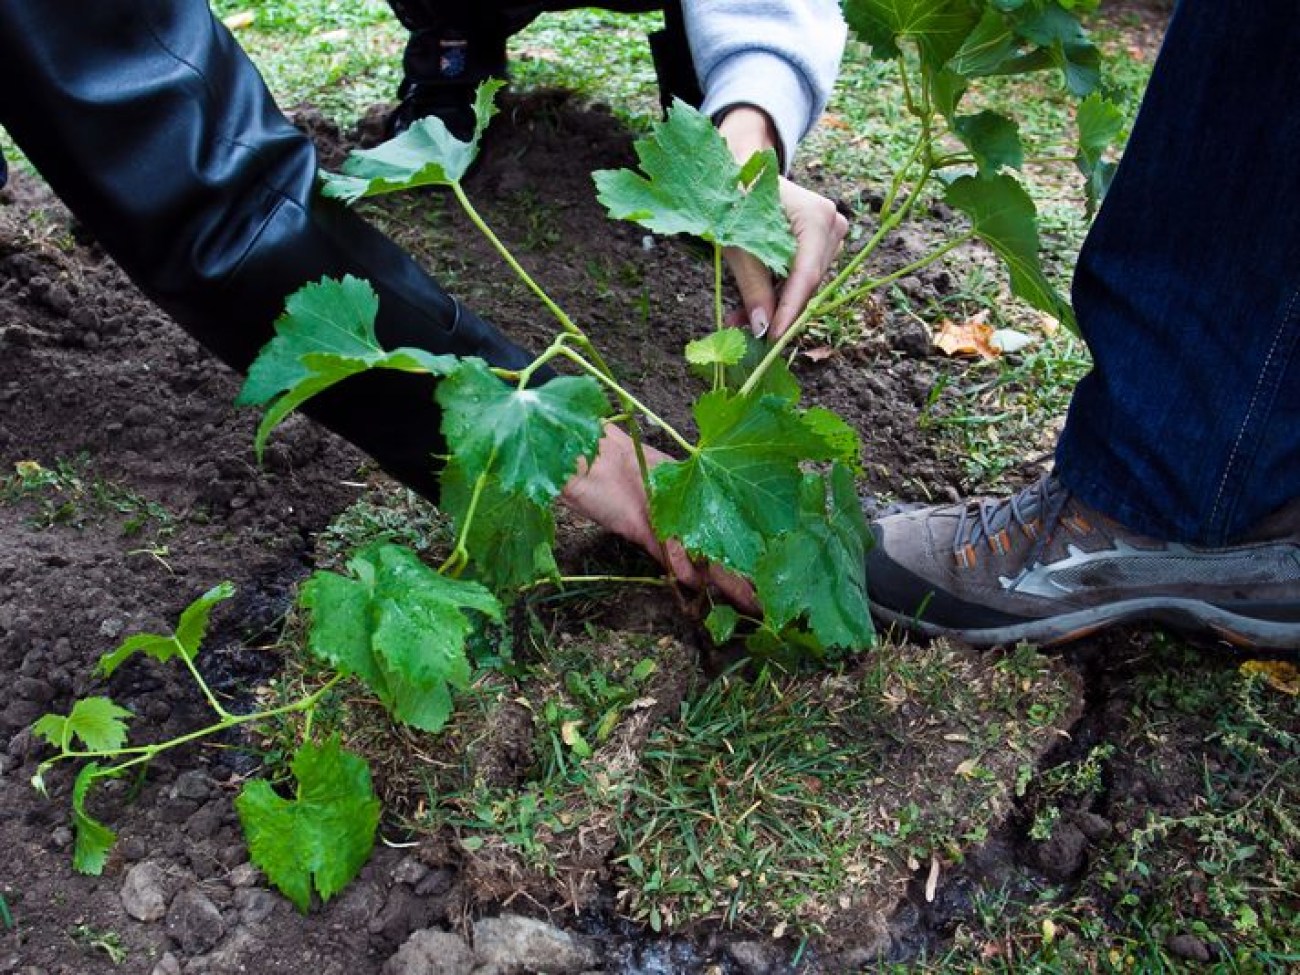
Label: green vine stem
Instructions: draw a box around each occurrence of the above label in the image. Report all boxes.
[41,674,345,781]
[555,346,697,455]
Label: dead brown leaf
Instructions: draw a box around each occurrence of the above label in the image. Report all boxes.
[934,315,1000,359]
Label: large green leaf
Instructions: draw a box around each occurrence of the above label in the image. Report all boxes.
[947,7,1018,78]
[593,100,795,275]
[320,80,504,202]
[98,582,235,677]
[753,465,875,650]
[32,698,133,754]
[71,763,118,875]
[234,737,381,912]
[1002,3,1100,96]
[944,173,1075,330]
[844,0,981,70]
[299,543,500,732]
[437,358,608,506]
[647,392,839,576]
[439,459,559,592]
[953,111,1023,177]
[238,277,457,458]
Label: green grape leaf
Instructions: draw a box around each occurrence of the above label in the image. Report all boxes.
[1004,4,1100,96]
[437,358,608,506]
[72,763,118,875]
[685,328,748,368]
[238,277,457,459]
[299,543,500,732]
[234,737,381,912]
[931,67,970,119]
[953,111,1023,177]
[440,458,559,591]
[844,0,981,70]
[753,464,875,650]
[802,407,863,471]
[648,392,840,575]
[320,79,504,202]
[945,173,1075,331]
[948,8,1018,79]
[593,100,795,275]
[98,582,235,677]
[1075,91,1123,213]
[32,698,133,754]
[704,604,740,644]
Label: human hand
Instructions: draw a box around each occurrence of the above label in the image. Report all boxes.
[716,107,848,341]
[726,176,848,340]
[560,424,758,612]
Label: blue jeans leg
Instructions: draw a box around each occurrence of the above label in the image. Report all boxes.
[1055,0,1300,546]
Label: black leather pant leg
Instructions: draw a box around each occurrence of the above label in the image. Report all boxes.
[0,0,543,501]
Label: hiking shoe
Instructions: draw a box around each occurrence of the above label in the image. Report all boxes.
[866,474,1300,649]
[387,28,507,140]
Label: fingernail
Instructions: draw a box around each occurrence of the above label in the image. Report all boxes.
[750,308,770,338]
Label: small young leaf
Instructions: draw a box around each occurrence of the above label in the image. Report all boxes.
[593,101,794,274]
[33,697,133,754]
[234,737,381,913]
[320,79,505,201]
[439,458,559,591]
[237,276,457,458]
[98,582,235,677]
[437,358,608,506]
[685,328,748,368]
[945,173,1075,331]
[753,465,875,650]
[1075,91,1123,212]
[692,332,802,402]
[704,604,740,644]
[299,544,500,732]
[648,391,840,575]
[72,763,118,875]
[953,111,1023,177]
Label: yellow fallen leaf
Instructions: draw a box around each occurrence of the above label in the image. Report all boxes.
[222,10,255,30]
[934,315,999,359]
[1240,659,1300,695]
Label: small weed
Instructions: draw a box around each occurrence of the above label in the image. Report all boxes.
[1,456,174,537]
[70,923,127,965]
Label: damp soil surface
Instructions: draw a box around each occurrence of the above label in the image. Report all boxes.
[3,5,1295,973]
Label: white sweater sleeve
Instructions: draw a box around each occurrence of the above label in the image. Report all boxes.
[683,0,847,171]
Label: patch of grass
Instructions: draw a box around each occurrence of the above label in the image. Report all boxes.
[885,643,1300,974]
[210,0,404,126]
[0,456,175,538]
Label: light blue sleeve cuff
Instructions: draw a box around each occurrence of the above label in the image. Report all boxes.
[699,52,814,173]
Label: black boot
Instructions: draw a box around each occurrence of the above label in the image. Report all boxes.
[0,0,546,502]
[382,0,700,139]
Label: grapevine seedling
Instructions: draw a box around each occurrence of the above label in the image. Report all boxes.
[33,538,496,903]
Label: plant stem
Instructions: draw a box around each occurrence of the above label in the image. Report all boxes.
[439,464,491,576]
[179,645,232,721]
[452,182,580,338]
[713,242,725,333]
[556,347,696,455]
[524,574,671,590]
[814,233,975,317]
[58,675,345,775]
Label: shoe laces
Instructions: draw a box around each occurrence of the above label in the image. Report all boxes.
[952,474,1072,563]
